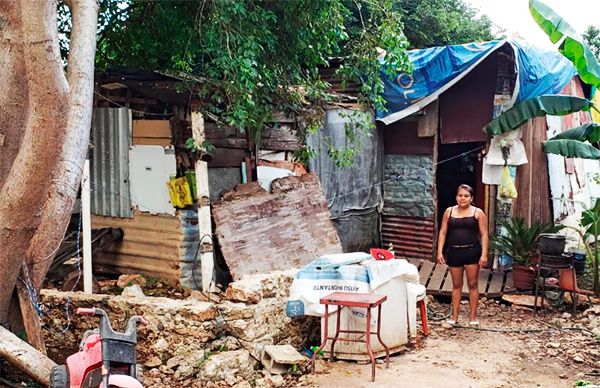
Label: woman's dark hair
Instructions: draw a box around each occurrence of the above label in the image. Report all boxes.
[456,184,474,198]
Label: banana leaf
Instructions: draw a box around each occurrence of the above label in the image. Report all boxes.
[529,0,600,88]
[548,123,600,143]
[543,139,600,159]
[485,95,593,135]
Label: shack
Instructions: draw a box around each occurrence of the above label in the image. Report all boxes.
[88,69,303,289]
[374,39,600,261]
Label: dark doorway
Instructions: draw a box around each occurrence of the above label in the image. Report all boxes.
[436,142,485,225]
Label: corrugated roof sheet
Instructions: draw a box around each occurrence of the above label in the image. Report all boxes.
[91,107,133,218]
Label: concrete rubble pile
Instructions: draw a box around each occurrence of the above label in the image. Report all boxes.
[41,270,317,387]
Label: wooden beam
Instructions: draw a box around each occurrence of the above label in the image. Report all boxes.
[96,94,157,105]
[16,277,46,354]
[191,102,216,292]
[0,321,55,386]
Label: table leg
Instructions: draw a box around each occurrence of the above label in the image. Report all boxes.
[572,268,577,314]
[533,267,540,313]
[311,304,329,373]
[330,306,342,361]
[375,304,389,368]
[366,306,376,382]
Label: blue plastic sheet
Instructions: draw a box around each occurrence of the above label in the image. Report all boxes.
[377,40,576,124]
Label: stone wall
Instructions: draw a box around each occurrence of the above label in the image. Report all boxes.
[41,270,317,387]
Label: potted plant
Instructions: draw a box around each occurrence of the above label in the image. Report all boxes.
[567,198,600,294]
[491,217,562,290]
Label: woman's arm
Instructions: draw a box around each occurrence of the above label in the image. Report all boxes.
[477,208,489,268]
[437,208,450,264]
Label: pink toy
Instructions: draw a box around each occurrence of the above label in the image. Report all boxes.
[50,307,147,388]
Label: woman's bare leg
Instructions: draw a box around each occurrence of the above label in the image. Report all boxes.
[465,264,479,321]
[449,266,464,321]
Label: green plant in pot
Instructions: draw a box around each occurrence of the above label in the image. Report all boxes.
[567,198,600,294]
[491,217,562,289]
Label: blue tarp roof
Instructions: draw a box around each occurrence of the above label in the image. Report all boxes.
[377,40,577,125]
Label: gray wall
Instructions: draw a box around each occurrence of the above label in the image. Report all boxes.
[383,155,434,218]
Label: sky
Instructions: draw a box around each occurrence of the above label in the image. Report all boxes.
[464,0,600,49]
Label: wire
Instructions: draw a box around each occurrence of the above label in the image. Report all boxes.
[94,91,173,117]
[438,323,594,335]
[325,145,486,202]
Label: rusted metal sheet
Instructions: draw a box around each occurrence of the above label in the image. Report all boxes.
[212,173,343,280]
[381,215,435,261]
[384,120,434,155]
[91,107,133,218]
[417,100,438,137]
[542,77,599,231]
[439,52,497,144]
[513,117,553,224]
[92,212,184,284]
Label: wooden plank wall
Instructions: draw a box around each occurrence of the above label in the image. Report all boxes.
[513,116,552,225]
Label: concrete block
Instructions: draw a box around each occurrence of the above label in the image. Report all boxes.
[260,344,307,374]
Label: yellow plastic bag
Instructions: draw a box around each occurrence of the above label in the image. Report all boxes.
[499,166,518,199]
[166,177,193,208]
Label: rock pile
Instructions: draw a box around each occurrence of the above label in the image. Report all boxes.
[41,269,317,387]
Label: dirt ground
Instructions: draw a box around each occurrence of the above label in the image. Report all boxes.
[2,297,599,388]
[305,299,600,388]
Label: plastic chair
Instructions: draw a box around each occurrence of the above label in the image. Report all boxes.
[558,268,594,313]
[416,293,429,337]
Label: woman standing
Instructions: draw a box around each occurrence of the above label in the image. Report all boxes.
[437,184,488,325]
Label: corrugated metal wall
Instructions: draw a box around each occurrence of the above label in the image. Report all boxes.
[92,212,184,284]
[381,215,434,260]
[439,52,497,144]
[382,154,436,261]
[91,108,133,218]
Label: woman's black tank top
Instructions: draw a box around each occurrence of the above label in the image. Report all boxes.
[446,207,480,247]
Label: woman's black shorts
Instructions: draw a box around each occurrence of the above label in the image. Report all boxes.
[445,244,482,267]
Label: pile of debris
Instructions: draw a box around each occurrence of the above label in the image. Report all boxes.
[41,270,318,387]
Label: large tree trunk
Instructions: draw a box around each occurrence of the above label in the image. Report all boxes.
[26,0,98,290]
[0,324,56,386]
[0,1,27,189]
[17,0,98,351]
[0,0,70,323]
[0,0,99,381]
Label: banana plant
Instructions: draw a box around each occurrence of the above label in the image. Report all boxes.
[544,123,600,159]
[565,198,600,294]
[484,95,594,135]
[530,0,600,88]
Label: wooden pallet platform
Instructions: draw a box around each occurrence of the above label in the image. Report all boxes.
[406,258,515,298]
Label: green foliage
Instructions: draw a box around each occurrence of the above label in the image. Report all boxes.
[584,26,600,60]
[530,0,600,89]
[287,363,301,375]
[549,123,600,143]
[73,0,411,167]
[579,199,600,293]
[544,118,600,160]
[485,95,594,135]
[575,380,594,387]
[185,138,215,159]
[490,217,562,266]
[543,139,600,160]
[395,0,496,48]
